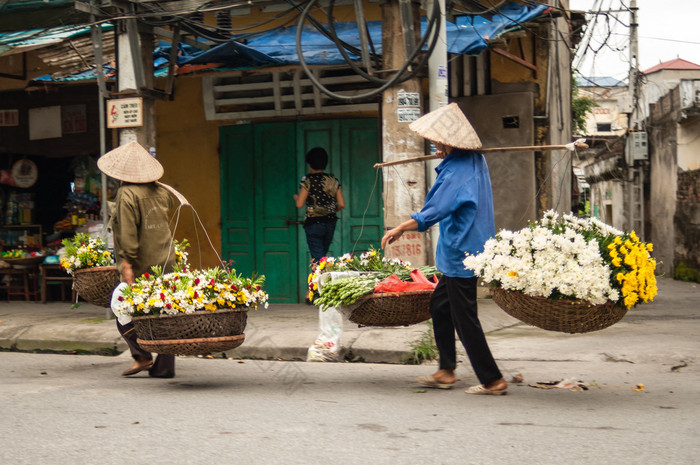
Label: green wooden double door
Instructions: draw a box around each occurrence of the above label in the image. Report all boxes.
[220,119,383,303]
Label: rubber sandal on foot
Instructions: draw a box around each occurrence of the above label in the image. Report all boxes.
[416,375,454,390]
[122,361,153,376]
[465,384,507,396]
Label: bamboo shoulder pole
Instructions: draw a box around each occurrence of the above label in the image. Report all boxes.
[373,141,589,168]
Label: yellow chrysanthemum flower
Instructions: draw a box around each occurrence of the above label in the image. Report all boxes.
[624,291,639,309]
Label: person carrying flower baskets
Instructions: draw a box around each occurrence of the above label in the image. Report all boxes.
[98,141,178,378]
[381,103,507,395]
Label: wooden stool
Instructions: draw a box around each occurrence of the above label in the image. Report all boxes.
[1,266,40,302]
[40,264,76,303]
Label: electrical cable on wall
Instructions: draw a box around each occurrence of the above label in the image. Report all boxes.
[295,0,441,102]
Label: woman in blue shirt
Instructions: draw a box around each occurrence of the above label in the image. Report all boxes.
[381,103,507,395]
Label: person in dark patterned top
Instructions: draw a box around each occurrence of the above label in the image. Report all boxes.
[294,147,345,263]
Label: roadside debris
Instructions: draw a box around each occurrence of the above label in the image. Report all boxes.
[633,383,644,391]
[671,361,688,372]
[529,378,589,391]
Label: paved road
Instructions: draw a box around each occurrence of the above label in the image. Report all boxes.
[2,337,698,463]
[1,277,698,464]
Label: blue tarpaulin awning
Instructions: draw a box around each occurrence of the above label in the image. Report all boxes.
[6,1,549,82]
[179,1,549,66]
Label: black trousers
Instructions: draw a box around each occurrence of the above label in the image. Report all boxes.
[117,321,175,377]
[430,276,502,385]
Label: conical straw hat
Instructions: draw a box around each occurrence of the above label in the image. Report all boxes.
[409,103,482,150]
[97,141,164,183]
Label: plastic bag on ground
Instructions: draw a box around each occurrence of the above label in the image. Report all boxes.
[307,271,361,362]
[307,306,344,362]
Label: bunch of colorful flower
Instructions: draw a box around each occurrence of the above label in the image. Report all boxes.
[60,233,114,275]
[113,265,269,317]
[1,249,45,259]
[306,247,413,303]
[463,210,657,309]
[173,238,190,268]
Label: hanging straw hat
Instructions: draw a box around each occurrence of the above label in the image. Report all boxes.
[409,102,482,150]
[97,141,164,183]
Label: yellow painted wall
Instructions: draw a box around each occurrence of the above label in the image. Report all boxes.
[151,0,385,267]
[155,76,222,267]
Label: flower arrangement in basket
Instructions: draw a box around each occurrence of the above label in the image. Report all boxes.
[462,210,657,333]
[60,232,115,274]
[113,264,269,318]
[60,232,118,307]
[111,244,269,355]
[308,247,441,326]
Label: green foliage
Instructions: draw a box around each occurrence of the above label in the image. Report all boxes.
[572,74,597,134]
[674,262,700,283]
[405,320,438,365]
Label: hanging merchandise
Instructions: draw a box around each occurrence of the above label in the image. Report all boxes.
[73,160,87,193]
[5,191,18,225]
[0,170,17,187]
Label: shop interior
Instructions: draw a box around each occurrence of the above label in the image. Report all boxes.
[0,153,117,302]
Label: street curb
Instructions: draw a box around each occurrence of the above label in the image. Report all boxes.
[0,298,521,363]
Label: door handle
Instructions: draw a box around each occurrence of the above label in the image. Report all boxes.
[285,219,304,226]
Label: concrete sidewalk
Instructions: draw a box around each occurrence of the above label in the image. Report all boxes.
[2,276,696,364]
[0,291,520,363]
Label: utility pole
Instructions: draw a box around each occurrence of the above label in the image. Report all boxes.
[425,0,447,260]
[381,0,428,266]
[115,8,157,149]
[628,0,639,129]
[626,0,644,238]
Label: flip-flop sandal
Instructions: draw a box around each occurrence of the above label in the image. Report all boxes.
[122,361,154,376]
[416,375,455,389]
[465,384,508,396]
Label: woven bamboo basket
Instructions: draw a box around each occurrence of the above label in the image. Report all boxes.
[136,334,246,356]
[349,290,433,327]
[73,266,120,308]
[490,286,628,334]
[132,308,248,355]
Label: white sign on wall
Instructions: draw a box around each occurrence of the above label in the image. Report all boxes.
[397,108,421,123]
[107,97,143,128]
[397,91,420,107]
[396,91,421,123]
[29,106,62,140]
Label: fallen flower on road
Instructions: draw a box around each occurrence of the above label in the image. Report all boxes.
[633,383,644,391]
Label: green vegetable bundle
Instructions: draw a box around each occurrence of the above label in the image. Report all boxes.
[313,274,380,310]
